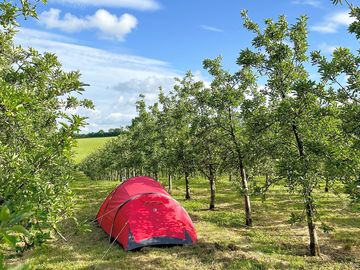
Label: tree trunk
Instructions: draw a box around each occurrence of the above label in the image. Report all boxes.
[325,179,329,192]
[209,167,216,210]
[265,173,269,186]
[168,173,172,194]
[228,110,252,227]
[229,173,232,182]
[185,171,191,200]
[291,122,320,256]
[240,161,252,226]
[305,192,321,256]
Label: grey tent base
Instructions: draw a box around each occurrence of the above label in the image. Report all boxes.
[127,230,194,251]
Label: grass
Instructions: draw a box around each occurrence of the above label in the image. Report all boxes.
[11,177,360,270]
[73,137,114,163]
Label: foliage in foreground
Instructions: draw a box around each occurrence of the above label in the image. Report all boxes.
[0,0,92,267]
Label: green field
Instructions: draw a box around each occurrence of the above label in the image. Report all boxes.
[11,138,359,269]
[74,137,114,163]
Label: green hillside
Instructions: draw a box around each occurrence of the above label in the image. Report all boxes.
[74,137,114,163]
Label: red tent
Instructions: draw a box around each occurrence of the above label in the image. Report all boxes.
[97,176,197,250]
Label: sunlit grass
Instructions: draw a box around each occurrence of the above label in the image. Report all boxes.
[10,175,359,269]
[73,137,114,163]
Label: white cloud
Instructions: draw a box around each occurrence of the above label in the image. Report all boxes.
[292,0,321,8]
[14,28,180,132]
[311,11,355,33]
[117,96,125,104]
[13,27,76,42]
[332,11,356,25]
[113,76,176,105]
[51,0,161,11]
[106,112,136,121]
[318,42,338,54]
[40,8,138,41]
[200,25,223,33]
[113,76,175,94]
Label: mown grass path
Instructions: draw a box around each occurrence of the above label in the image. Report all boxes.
[17,177,360,270]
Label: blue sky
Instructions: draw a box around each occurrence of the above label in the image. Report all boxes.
[16,0,358,132]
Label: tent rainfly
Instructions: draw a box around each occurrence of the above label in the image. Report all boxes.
[97,176,197,250]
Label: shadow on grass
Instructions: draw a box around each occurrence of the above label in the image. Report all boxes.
[242,240,309,257]
[196,211,246,228]
[30,235,269,270]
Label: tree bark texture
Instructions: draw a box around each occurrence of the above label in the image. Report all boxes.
[168,174,172,194]
[305,192,321,256]
[185,171,191,200]
[240,161,252,226]
[325,178,329,192]
[209,166,216,210]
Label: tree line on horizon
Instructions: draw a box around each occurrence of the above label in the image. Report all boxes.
[75,128,125,138]
[80,2,360,257]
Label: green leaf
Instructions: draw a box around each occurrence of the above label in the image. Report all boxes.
[0,207,10,222]
[9,225,31,237]
[9,212,33,226]
[2,232,18,248]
